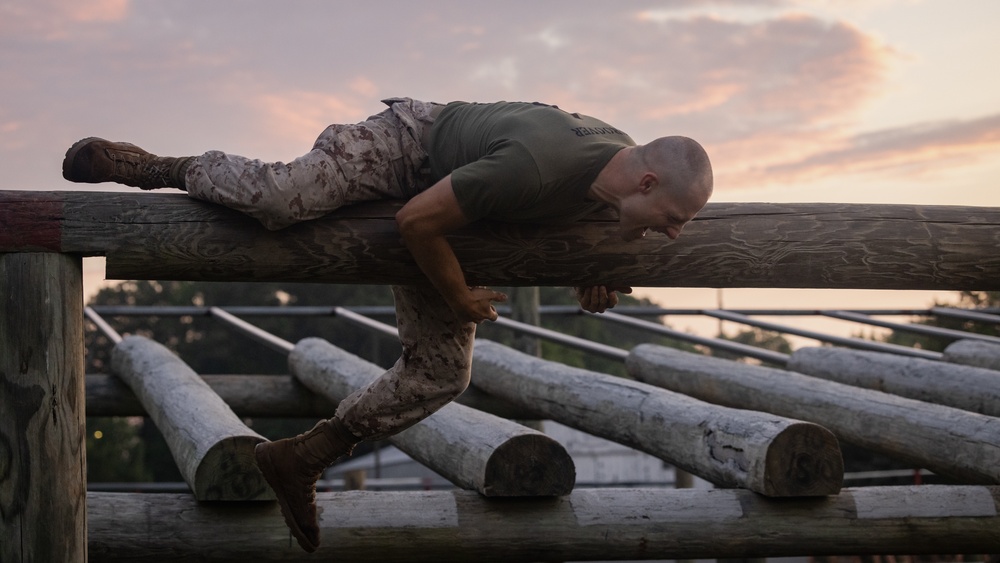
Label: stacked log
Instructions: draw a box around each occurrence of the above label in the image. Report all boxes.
[944,339,1000,371]
[628,344,1000,484]
[290,337,574,496]
[789,346,1000,416]
[471,340,842,496]
[87,486,1000,562]
[110,335,272,500]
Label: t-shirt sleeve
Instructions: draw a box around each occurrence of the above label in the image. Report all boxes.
[449,140,542,222]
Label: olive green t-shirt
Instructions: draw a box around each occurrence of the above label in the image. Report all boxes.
[428,101,635,224]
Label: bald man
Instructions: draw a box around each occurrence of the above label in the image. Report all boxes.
[63,97,713,552]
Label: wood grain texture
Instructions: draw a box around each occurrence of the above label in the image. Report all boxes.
[0,253,86,563]
[86,486,1000,562]
[290,337,575,496]
[2,190,998,289]
[790,346,1000,416]
[628,344,1000,484]
[471,340,842,497]
[109,335,273,501]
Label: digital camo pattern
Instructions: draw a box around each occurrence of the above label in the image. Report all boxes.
[335,284,477,441]
[184,97,440,230]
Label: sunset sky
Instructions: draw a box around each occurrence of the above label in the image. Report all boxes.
[3,0,998,339]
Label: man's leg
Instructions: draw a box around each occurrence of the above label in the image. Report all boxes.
[62,98,440,231]
[184,98,439,230]
[255,283,475,552]
[335,283,477,440]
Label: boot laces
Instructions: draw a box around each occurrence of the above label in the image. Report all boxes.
[108,149,170,187]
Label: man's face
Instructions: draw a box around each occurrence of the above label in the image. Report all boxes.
[618,183,707,242]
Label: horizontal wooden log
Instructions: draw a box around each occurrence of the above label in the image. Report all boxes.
[289,337,575,496]
[110,336,272,500]
[628,344,1000,484]
[84,373,536,419]
[789,346,1000,417]
[944,339,1000,371]
[2,190,999,289]
[471,340,842,497]
[87,486,1000,562]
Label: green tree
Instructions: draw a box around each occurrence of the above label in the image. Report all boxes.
[86,417,153,482]
[711,327,792,365]
[881,291,999,352]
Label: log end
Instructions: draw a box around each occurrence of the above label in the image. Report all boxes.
[763,422,843,497]
[482,433,576,497]
[195,436,275,501]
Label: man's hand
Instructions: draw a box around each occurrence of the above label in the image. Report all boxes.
[451,286,508,323]
[575,285,633,313]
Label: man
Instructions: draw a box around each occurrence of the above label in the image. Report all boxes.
[63,97,713,552]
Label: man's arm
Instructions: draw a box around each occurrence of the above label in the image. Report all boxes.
[395,175,507,323]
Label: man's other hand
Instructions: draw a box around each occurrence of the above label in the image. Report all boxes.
[453,286,508,323]
[575,285,633,314]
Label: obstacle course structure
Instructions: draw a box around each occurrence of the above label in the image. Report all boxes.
[2,190,1000,561]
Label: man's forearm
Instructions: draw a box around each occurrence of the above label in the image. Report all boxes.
[402,231,470,307]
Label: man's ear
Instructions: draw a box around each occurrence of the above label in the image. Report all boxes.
[639,172,658,194]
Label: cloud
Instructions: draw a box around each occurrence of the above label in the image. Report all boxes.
[1,1,995,198]
[0,0,130,39]
[744,114,1000,185]
[250,90,372,147]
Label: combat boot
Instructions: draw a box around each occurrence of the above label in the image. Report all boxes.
[254,417,359,553]
[62,137,192,190]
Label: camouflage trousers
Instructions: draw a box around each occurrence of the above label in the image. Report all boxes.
[185,97,442,230]
[185,98,476,442]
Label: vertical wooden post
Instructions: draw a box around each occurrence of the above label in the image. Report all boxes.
[509,286,541,357]
[0,253,86,562]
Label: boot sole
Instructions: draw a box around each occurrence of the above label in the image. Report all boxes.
[62,137,103,183]
[254,442,320,553]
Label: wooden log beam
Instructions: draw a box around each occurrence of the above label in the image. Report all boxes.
[87,486,1000,562]
[1,253,86,562]
[628,344,1000,484]
[471,340,843,497]
[84,373,536,419]
[289,338,575,496]
[789,346,1000,417]
[109,335,272,500]
[2,190,999,289]
[944,339,1000,371]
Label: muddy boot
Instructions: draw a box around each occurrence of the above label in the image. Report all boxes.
[62,137,192,190]
[254,417,359,553]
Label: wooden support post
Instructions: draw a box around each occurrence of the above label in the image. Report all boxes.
[628,344,1000,484]
[944,339,1000,371]
[789,346,1000,416]
[1,253,86,562]
[471,340,843,497]
[86,486,1000,562]
[289,338,575,496]
[84,373,536,419]
[109,335,273,500]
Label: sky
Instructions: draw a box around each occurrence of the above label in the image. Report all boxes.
[2,0,998,340]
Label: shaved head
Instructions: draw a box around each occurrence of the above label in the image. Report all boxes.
[636,136,713,202]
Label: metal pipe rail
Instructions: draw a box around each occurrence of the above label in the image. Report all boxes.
[822,310,1000,344]
[703,310,943,361]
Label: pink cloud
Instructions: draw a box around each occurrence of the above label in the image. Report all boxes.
[0,0,130,39]
[738,114,1000,186]
[250,90,372,146]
